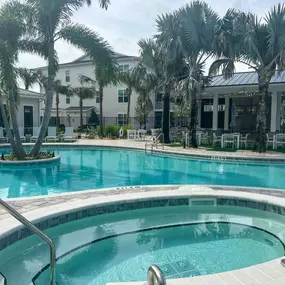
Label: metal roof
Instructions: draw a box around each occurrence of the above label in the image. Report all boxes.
[210,70,285,87]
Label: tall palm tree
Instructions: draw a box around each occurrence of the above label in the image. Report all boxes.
[210,5,285,152]
[17,68,39,90]
[6,0,115,157]
[72,76,97,129]
[0,4,26,159]
[118,70,137,125]
[157,1,218,147]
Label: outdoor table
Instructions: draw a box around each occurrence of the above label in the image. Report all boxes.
[127,130,137,140]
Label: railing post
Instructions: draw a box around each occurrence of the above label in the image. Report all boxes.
[148,265,166,285]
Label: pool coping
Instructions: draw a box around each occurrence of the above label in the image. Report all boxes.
[2,186,285,285]
[0,140,284,162]
[0,155,60,166]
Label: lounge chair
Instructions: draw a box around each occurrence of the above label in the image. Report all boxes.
[0,127,8,143]
[266,133,275,149]
[274,134,285,149]
[62,127,75,142]
[31,127,41,143]
[221,133,234,148]
[18,127,26,143]
[45,127,57,142]
[212,132,221,146]
[240,133,250,149]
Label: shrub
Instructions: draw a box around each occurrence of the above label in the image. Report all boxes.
[104,125,121,138]
[122,125,135,138]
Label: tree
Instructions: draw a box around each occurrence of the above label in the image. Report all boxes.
[6,0,115,158]
[210,5,285,152]
[157,1,218,147]
[72,76,97,129]
[17,68,39,90]
[88,109,99,126]
[118,70,137,125]
[135,94,153,128]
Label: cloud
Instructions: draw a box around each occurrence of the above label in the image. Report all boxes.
[4,0,283,70]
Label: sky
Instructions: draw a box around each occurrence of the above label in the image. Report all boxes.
[0,0,282,70]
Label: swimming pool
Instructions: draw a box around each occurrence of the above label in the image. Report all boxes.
[1,201,285,285]
[0,147,284,198]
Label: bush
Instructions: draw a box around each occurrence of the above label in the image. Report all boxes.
[104,125,121,138]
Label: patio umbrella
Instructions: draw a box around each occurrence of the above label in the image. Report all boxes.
[230,103,237,132]
[281,100,285,133]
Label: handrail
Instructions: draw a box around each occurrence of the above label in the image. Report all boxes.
[0,199,56,285]
[155,133,164,150]
[148,265,166,285]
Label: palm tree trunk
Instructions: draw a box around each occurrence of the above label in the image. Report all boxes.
[126,88,131,125]
[80,97,83,129]
[0,91,24,158]
[8,90,26,159]
[162,92,170,143]
[189,98,198,148]
[254,84,268,153]
[56,91,59,127]
[30,41,55,156]
[99,85,104,137]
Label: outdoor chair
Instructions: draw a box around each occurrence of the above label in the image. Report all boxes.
[18,127,26,143]
[0,127,8,143]
[240,133,250,149]
[222,133,234,148]
[212,132,221,147]
[45,127,57,142]
[31,127,41,143]
[274,134,285,149]
[266,133,275,149]
[62,127,75,142]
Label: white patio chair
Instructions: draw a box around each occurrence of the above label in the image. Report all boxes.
[45,127,57,142]
[266,133,275,148]
[212,132,221,146]
[0,127,8,143]
[240,133,250,149]
[222,133,234,148]
[62,127,75,142]
[18,127,26,142]
[31,127,41,143]
[127,129,137,140]
[274,134,285,149]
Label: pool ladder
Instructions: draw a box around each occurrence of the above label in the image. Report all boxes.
[0,198,56,285]
[145,133,164,153]
[148,265,166,285]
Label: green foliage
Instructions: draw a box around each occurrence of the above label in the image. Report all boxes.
[104,125,121,137]
[88,109,99,126]
[122,125,135,138]
[135,94,153,125]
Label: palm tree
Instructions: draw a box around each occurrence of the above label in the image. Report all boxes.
[7,0,115,157]
[71,76,97,129]
[157,1,218,147]
[17,68,39,90]
[135,94,153,128]
[0,4,26,159]
[118,70,137,125]
[210,5,285,152]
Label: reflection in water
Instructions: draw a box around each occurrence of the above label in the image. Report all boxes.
[0,148,284,198]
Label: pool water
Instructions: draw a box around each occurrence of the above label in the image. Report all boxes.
[0,147,284,198]
[0,205,285,285]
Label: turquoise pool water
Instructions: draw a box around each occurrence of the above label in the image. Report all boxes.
[0,147,284,198]
[0,205,284,285]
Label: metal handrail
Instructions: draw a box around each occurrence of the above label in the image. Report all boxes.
[0,199,56,285]
[155,133,164,150]
[148,265,166,285]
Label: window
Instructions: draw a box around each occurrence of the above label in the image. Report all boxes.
[66,94,70,104]
[95,96,100,103]
[156,93,163,102]
[65,70,70,82]
[119,64,129,73]
[118,114,127,126]
[118,89,128,103]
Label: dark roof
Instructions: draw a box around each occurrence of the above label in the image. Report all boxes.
[210,70,285,87]
[65,106,94,112]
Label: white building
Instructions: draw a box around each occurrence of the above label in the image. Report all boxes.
[0,89,43,135]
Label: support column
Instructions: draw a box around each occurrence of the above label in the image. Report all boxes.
[270,91,278,132]
[212,94,218,131]
[197,100,201,128]
[276,92,282,131]
[224,96,229,131]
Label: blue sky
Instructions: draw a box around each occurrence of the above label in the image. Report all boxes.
[0,0,282,70]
